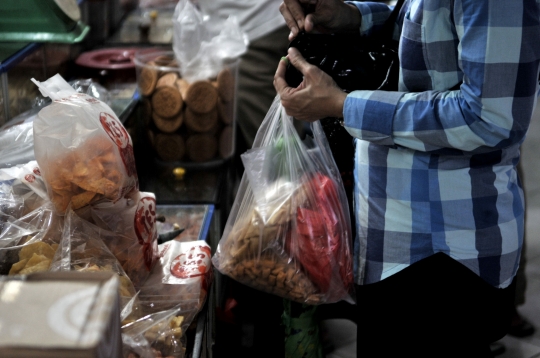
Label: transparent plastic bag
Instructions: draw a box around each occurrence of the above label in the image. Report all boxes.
[49,208,142,324]
[0,202,63,275]
[139,240,212,316]
[212,96,354,305]
[122,305,196,358]
[0,160,48,216]
[31,74,138,215]
[172,0,248,82]
[76,190,160,289]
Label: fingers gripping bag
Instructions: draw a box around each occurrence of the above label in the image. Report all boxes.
[31,74,138,215]
[212,96,354,305]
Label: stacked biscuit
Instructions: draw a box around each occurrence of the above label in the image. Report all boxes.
[138,55,235,163]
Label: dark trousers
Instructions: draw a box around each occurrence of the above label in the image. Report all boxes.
[356,253,516,358]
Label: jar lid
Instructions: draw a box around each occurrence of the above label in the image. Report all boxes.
[75,48,139,70]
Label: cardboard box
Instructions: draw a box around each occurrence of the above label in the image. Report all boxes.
[0,271,122,358]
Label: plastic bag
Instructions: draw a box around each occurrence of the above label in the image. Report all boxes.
[0,161,48,216]
[31,74,138,215]
[0,202,63,275]
[122,306,195,358]
[49,208,142,324]
[212,97,354,305]
[139,240,212,316]
[0,109,37,169]
[172,0,248,82]
[76,190,160,289]
[0,79,114,169]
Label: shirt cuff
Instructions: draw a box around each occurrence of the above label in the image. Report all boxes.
[343,90,404,146]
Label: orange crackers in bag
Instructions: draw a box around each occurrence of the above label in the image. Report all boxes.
[31,74,138,214]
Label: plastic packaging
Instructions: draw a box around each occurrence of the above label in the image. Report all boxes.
[76,190,160,289]
[122,305,196,358]
[172,0,247,82]
[0,201,63,275]
[49,208,142,324]
[32,74,138,214]
[139,240,212,316]
[212,96,354,305]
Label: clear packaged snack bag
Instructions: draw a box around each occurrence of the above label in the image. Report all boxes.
[31,74,138,214]
[50,208,142,324]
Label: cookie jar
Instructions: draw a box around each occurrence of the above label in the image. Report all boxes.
[134,48,237,168]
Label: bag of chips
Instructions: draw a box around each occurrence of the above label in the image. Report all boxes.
[212,97,354,305]
[31,74,138,215]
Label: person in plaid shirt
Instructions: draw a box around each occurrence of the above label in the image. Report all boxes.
[275,0,540,356]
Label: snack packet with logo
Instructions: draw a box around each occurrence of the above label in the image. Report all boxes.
[139,240,212,317]
[76,190,160,289]
[0,160,48,216]
[31,74,138,215]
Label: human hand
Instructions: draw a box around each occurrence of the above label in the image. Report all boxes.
[274,47,347,122]
[279,0,361,41]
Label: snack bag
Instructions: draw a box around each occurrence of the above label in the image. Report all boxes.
[212,97,354,304]
[122,306,195,358]
[50,208,142,324]
[77,190,160,288]
[31,74,138,214]
[139,240,212,316]
[0,202,63,275]
[0,160,48,215]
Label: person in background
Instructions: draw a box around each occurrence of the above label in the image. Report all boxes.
[275,0,540,357]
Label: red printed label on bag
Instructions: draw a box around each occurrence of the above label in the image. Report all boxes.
[24,174,35,183]
[100,112,138,178]
[33,167,41,176]
[134,196,157,246]
[170,243,211,279]
[100,112,130,148]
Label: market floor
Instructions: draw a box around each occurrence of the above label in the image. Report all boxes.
[321,99,540,357]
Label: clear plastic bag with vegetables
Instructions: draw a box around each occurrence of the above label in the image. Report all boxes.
[212,96,354,305]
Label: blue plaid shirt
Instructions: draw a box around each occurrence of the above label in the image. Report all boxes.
[345,0,540,288]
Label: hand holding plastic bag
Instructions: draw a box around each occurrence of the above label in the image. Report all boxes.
[212,97,354,304]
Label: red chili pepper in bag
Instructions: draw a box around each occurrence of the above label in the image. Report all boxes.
[286,173,353,300]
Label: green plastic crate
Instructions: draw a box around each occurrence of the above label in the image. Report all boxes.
[0,0,89,43]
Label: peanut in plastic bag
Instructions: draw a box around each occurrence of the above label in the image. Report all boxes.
[212,96,354,305]
[31,74,138,215]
